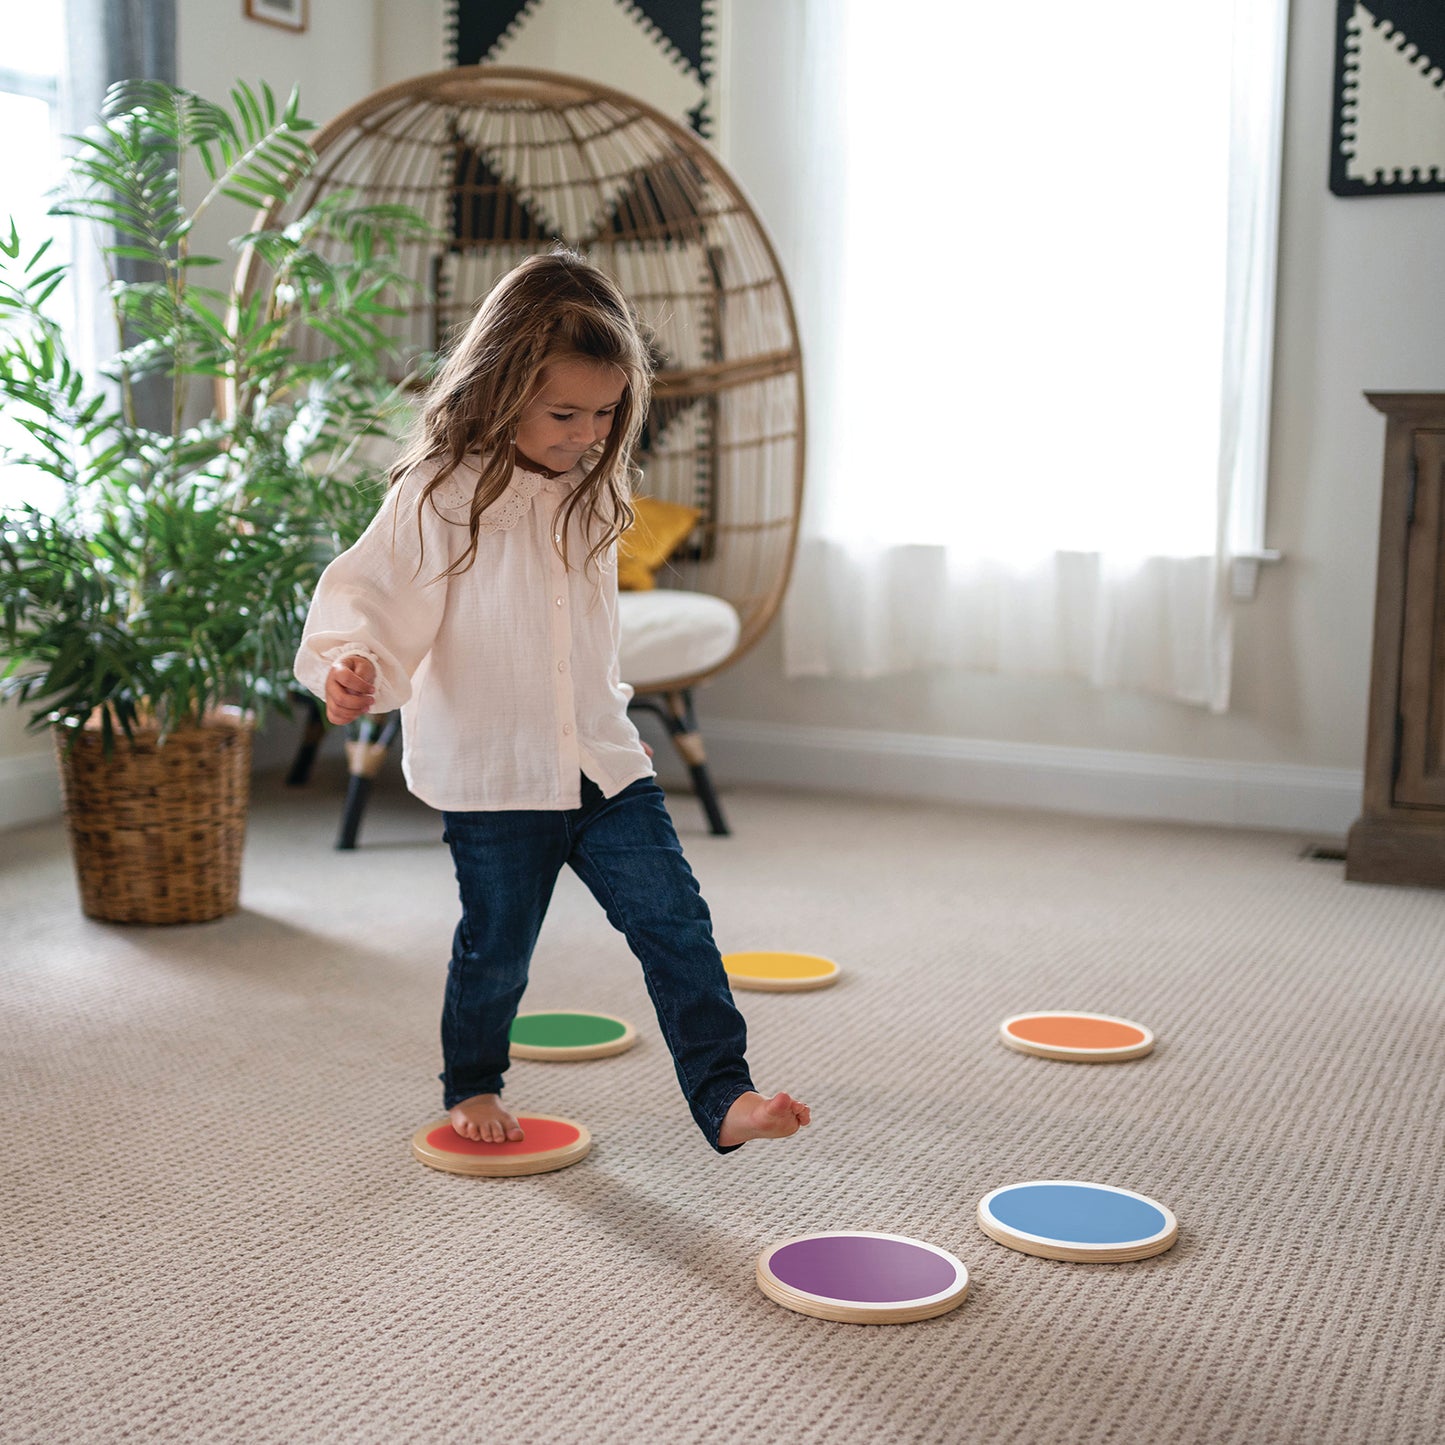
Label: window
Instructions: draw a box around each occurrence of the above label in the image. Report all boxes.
[1,8,71,510]
[826,7,1229,559]
[781,0,1288,709]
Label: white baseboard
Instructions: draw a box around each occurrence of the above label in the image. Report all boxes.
[671,719,1362,837]
[5,717,1364,838]
[0,750,61,831]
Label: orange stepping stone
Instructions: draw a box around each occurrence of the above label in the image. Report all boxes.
[999,1011,1155,1063]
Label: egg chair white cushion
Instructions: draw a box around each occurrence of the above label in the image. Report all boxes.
[617,589,741,692]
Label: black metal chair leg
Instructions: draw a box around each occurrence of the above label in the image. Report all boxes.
[685,755,729,836]
[336,713,400,850]
[286,695,326,786]
[336,774,373,851]
[628,690,730,836]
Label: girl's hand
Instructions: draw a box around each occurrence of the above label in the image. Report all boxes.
[325,655,377,725]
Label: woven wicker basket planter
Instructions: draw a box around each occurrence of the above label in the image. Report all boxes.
[54,712,253,925]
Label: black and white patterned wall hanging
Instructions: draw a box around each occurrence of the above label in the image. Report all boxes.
[1331,1,1445,195]
[438,1,724,491]
[449,0,715,137]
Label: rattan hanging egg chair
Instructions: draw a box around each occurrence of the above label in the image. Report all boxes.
[262,66,805,839]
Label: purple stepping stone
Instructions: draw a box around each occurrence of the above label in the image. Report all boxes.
[767,1232,962,1303]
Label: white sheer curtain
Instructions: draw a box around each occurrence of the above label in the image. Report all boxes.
[780,0,1288,712]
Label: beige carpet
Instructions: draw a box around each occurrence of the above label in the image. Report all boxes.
[3,765,1444,1444]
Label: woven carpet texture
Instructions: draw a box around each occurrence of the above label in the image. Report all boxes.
[3,770,1443,1443]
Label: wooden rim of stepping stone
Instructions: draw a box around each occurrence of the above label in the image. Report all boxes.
[508,1011,637,1061]
[756,1230,969,1324]
[999,1011,1155,1062]
[977,1180,1179,1263]
[410,1114,591,1177]
[723,951,841,992]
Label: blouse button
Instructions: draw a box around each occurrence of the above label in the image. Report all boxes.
[562,723,573,736]
[557,660,568,673]
[555,595,565,607]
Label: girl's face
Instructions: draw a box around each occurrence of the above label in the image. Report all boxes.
[514,358,626,474]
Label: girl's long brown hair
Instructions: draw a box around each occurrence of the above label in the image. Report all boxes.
[390,248,653,577]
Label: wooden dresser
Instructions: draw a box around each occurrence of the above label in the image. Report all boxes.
[1346,393,1445,888]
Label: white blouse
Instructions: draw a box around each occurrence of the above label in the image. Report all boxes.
[293,456,653,811]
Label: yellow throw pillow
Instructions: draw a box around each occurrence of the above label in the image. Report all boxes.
[617,495,701,591]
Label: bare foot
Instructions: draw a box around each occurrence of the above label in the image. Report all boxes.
[449,1094,524,1144]
[717,1090,811,1148]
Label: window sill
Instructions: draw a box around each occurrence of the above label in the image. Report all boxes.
[1231,550,1283,600]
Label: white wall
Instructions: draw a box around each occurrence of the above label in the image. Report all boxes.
[5,0,1442,833]
[0,706,56,827]
[178,0,381,142]
[176,0,386,775]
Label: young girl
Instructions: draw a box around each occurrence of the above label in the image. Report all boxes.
[294,249,810,1154]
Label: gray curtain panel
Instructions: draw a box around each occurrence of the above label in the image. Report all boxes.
[65,0,177,132]
[62,0,178,417]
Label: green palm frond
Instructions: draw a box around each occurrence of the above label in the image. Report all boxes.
[0,79,433,742]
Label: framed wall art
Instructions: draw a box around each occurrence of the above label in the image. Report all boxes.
[244,0,307,34]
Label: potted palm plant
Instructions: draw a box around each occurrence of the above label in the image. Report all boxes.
[0,80,430,923]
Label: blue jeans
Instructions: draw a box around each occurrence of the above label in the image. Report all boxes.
[440,775,755,1152]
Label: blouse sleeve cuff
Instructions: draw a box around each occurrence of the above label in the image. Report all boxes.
[294,640,410,714]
